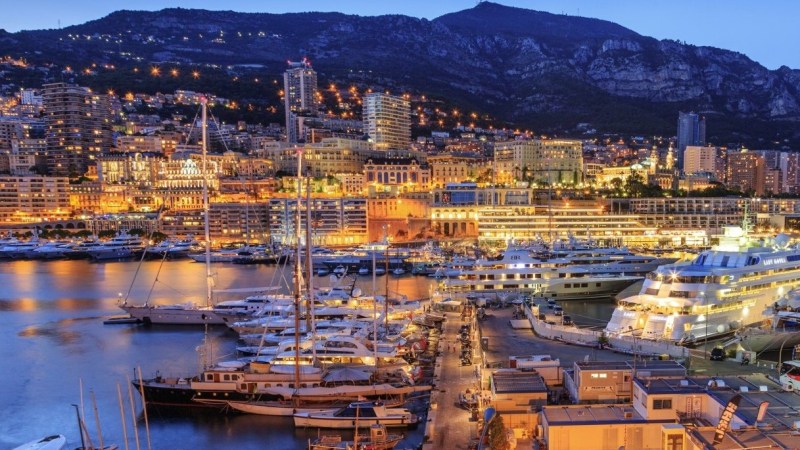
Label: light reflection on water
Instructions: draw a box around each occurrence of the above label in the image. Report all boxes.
[0,259,431,449]
[0,258,618,448]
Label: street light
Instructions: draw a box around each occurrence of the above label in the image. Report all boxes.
[477,406,497,450]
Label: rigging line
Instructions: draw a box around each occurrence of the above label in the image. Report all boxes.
[122,206,166,305]
[144,242,170,305]
[184,107,202,146]
[207,110,233,153]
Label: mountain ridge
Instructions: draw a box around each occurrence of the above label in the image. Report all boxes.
[0,2,798,145]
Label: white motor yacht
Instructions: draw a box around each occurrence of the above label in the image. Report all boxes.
[606,224,800,344]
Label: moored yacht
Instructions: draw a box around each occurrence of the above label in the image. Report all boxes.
[293,401,418,429]
[605,224,800,344]
[85,231,145,260]
[442,246,643,300]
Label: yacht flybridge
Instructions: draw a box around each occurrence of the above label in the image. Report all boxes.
[606,224,800,343]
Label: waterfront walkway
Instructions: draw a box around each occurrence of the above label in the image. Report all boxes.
[424,310,482,450]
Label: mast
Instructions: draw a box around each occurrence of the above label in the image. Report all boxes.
[384,226,389,331]
[201,98,212,309]
[305,174,316,361]
[294,148,303,390]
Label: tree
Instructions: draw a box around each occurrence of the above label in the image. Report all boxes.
[151,231,168,243]
[98,229,117,239]
[488,414,510,450]
[128,228,146,236]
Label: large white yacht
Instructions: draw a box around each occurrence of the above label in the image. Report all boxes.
[441,246,646,300]
[85,231,145,260]
[605,223,800,344]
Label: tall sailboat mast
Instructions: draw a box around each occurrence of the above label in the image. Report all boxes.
[305,176,316,361]
[201,98,212,309]
[293,149,303,388]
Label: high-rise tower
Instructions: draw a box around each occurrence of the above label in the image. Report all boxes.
[283,58,318,143]
[677,111,706,171]
[363,93,411,151]
[42,82,113,176]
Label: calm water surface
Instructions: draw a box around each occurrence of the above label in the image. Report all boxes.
[0,259,617,449]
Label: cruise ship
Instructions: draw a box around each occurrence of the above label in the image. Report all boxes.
[440,245,655,300]
[605,223,800,344]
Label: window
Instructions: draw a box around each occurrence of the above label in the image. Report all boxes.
[653,399,672,410]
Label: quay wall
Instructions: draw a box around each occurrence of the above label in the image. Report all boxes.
[523,305,689,359]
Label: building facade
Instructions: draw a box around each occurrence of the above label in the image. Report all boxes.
[268,197,368,246]
[42,82,114,176]
[0,176,71,223]
[283,59,318,143]
[677,111,706,170]
[363,93,411,150]
[683,146,717,176]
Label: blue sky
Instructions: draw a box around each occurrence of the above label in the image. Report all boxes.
[1,0,797,70]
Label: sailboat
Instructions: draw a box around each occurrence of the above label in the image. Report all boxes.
[133,146,322,410]
[11,435,66,450]
[117,99,224,326]
[72,400,119,450]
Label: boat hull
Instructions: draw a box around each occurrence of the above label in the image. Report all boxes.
[226,401,339,416]
[12,435,67,450]
[132,379,278,409]
[120,305,225,325]
[293,415,416,429]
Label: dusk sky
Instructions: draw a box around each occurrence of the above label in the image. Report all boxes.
[1,0,797,70]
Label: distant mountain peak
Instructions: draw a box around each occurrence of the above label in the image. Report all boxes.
[0,6,797,145]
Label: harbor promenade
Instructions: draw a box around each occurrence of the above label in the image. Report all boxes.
[423,310,482,450]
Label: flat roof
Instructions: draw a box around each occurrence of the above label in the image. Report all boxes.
[687,427,800,449]
[491,371,548,394]
[542,405,650,426]
[638,374,800,430]
[575,359,686,374]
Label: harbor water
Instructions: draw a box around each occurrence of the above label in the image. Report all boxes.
[0,259,619,449]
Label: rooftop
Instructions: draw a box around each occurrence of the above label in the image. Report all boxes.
[542,404,649,425]
[491,370,548,394]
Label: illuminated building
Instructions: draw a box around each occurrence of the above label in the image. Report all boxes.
[367,194,430,240]
[683,146,717,176]
[42,82,114,176]
[428,154,485,188]
[284,59,318,143]
[363,157,430,194]
[69,182,129,215]
[363,93,411,150]
[262,140,370,177]
[334,173,366,196]
[269,197,367,246]
[677,111,706,170]
[0,117,44,150]
[115,135,163,154]
[0,176,71,223]
[476,205,657,247]
[97,153,161,186]
[620,197,800,233]
[160,203,270,244]
[86,213,159,235]
[494,139,583,186]
[8,139,47,176]
[726,149,765,195]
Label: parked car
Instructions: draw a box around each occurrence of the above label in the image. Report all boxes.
[553,306,564,316]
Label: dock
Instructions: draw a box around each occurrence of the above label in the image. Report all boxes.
[421,297,776,449]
